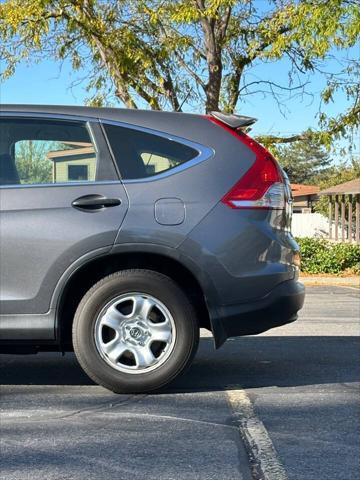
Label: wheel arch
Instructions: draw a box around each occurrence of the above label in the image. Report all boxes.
[55,246,214,349]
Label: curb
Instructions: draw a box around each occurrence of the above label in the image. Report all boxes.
[300,276,360,287]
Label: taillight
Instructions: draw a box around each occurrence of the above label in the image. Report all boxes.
[208,117,285,210]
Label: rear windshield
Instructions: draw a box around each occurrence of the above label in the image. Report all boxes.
[104,124,198,180]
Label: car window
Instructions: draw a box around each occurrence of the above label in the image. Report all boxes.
[0,118,97,186]
[140,152,172,175]
[103,124,198,180]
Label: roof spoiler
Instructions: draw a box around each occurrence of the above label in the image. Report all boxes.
[210,111,257,129]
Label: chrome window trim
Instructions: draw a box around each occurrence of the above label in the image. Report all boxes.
[0,113,104,188]
[0,180,122,190]
[100,119,214,183]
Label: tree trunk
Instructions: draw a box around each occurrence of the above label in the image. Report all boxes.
[114,86,138,109]
[205,57,222,112]
[163,74,181,111]
[227,66,244,113]
[197,2,222,113]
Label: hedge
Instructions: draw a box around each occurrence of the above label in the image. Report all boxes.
[295,237,360,274]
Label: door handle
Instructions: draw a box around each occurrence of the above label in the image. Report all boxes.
[72,194,121,211]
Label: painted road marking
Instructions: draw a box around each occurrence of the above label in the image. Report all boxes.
[226,389,288,480]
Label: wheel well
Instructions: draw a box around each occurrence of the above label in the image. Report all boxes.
[57,252,211,349]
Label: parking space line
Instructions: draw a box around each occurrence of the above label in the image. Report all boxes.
[226,389,288,480]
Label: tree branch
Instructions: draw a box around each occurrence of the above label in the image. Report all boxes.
[257,103,360,145]
[245,26,291,63]
[239,79,310,94]
[256,133,307,144]
[173,51,206,91]
[216,6,232,43]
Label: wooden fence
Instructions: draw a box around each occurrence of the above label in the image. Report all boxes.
[328,194,360,244]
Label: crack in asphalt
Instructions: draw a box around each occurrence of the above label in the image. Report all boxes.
[0,394,147,423]
[0,407,237,430]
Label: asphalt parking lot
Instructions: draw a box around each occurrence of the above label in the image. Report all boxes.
[1,285,359,480]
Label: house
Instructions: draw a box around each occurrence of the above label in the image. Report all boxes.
[47,142,96,182]
[290,184,320,213]
[47,142,171,180]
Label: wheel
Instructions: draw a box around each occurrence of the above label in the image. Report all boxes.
[72,269,199,393]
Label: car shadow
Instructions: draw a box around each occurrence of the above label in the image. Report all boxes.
[1,336,359,392]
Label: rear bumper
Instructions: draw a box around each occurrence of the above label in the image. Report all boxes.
[212,280,305,347]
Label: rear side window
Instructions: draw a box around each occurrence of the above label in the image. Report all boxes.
[0,118,97,186]
[104,124,198,180]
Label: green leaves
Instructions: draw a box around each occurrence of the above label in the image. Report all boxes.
[0,0,358,145]
[15,139,52,185]
[270,137,332,184]
[296,237,360,274]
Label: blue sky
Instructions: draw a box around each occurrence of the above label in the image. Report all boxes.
[1,50,358,159]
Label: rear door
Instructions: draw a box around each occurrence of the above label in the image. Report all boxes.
[0,114,128,338]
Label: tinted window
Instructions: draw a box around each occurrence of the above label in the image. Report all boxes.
[104,124,198,180]
[0,118,97,186]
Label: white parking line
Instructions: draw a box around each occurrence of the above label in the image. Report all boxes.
[226,389,288,480]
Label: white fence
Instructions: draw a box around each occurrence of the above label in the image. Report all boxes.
[291,213,330,238]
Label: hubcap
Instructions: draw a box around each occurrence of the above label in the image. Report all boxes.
[94,293,176,374]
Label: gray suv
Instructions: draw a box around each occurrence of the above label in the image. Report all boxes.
[0,105,305,393]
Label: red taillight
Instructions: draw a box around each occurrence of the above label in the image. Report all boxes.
[208,116,285,210]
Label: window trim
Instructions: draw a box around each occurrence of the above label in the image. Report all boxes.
[0,180,122,190]
[0,112,214,185]
[100,119,214,183]
[0,114,106,189]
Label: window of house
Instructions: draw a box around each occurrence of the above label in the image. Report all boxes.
[68,164,89,181]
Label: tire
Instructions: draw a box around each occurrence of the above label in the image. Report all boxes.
[72,269,199,393]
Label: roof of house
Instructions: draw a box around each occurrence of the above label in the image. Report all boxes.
[320,178,360,195]
[290,184,320,197]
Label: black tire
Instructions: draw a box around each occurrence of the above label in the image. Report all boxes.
[72,269,199,393]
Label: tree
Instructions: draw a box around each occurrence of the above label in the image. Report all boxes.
[1,0,359,146]
[270,137,333,184]
[15,140,53,184]
[313,156,360,188]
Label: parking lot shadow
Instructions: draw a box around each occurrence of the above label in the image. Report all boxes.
[1,336,359,391]
[172,335,360,391]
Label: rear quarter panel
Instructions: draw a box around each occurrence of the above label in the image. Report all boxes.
[110,114,256,247]
[178,203,298,305]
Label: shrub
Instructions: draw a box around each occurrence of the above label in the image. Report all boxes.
[295,237,360,274]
